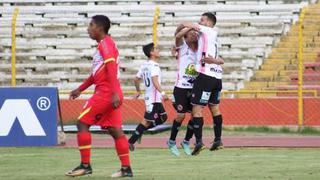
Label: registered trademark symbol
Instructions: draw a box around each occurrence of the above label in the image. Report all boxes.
[37,97,51,111]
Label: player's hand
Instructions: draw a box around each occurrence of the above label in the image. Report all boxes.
[133,92,141,99]
[112,92,121,109]
[204,55,224,65]
[171,45,178,57]
[191,24,200,31]
[183,22,200,31]
[163,94,169,101]
[203,55,217,64]
[161,91,169,101]
[69,88,81,100]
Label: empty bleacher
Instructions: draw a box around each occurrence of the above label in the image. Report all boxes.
[0,0,311,94]
[241,1,320,97]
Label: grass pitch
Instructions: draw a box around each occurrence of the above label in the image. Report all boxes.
[0,147,319,180]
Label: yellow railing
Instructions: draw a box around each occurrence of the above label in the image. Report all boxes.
[221,90,317,98]
[11,8,19,87]
[298,7,307,127]
[153,6,160,47]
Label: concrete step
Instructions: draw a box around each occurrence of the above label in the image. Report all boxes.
[260,64,285,71]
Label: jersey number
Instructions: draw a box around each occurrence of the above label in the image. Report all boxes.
[142,73,151,87]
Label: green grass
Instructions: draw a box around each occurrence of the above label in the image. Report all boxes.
[61,124,320,137]
[222,126,320,135]
[298,126,320,135]
[0,148,320,180]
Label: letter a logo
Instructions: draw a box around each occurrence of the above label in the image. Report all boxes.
[0,99,46,136]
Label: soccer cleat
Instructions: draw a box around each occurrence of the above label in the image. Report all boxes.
[111,166,133,178]
[210,140,223,151]
[180,141,191,156]
[167,140,180,156]
[129,143,135,151]
[65,163,92,177]
[191,143,206,156]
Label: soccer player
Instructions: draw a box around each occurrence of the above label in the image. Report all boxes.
[128,43,168,151]
[65,15,133,178]
[180,12,224,155]
[198,13,225,153]
[167,27,199,156]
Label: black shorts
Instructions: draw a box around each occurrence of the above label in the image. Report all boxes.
[144,103,166,121]
[172,86,192,113]
[191,73,222,106]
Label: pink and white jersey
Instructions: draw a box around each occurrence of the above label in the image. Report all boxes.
[196,25,223,79]
[175,41,198,89]
[136,60,162,105]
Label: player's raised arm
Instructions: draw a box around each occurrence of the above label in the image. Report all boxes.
[178,21,200,31]
[174,24,185,36]
[175,27,192,47]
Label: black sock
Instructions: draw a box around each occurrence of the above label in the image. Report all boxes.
[193,117,204,144]
[213,115,223,142]
[169,120,182,142]
[128,123,147,144]
[184,120,194,142]
[148,122,155,129]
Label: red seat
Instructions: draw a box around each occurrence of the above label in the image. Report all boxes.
[275,85,320,97]
[276,85,320,90]
[305,62,320,68]
[290,73,320,81]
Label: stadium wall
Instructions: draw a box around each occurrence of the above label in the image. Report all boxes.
[60,98,320,126]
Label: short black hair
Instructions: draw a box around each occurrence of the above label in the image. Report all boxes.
[143,43,154,58]
[202,12,216,26]
[92,15,111,34]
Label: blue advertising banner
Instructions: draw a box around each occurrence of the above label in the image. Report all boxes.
[0,87,57,146]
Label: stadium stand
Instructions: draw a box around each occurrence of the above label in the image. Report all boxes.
[0,0,313,94]
[275,53,320,96]
[242,1,320,96]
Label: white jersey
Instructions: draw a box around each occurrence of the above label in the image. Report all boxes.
[196,25,223,79]
[136,60,162,105]
[175,41,198,89]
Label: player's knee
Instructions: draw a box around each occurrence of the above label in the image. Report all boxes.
[192,110,203,117]
[161,113,168,122]
[108,127,123,139]
[77,121,90,132]
[192,105,203,117]
[209,104,220,116]
[155,113,168,125]
[141,119,151,127]
[176,113,185,123]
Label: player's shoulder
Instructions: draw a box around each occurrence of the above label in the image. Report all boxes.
[150,61,160,68]
[104,35,115,43]
[199,24,218,33]
[140,60,150,69]
[99,35,116,48]
[212,27,218,36]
